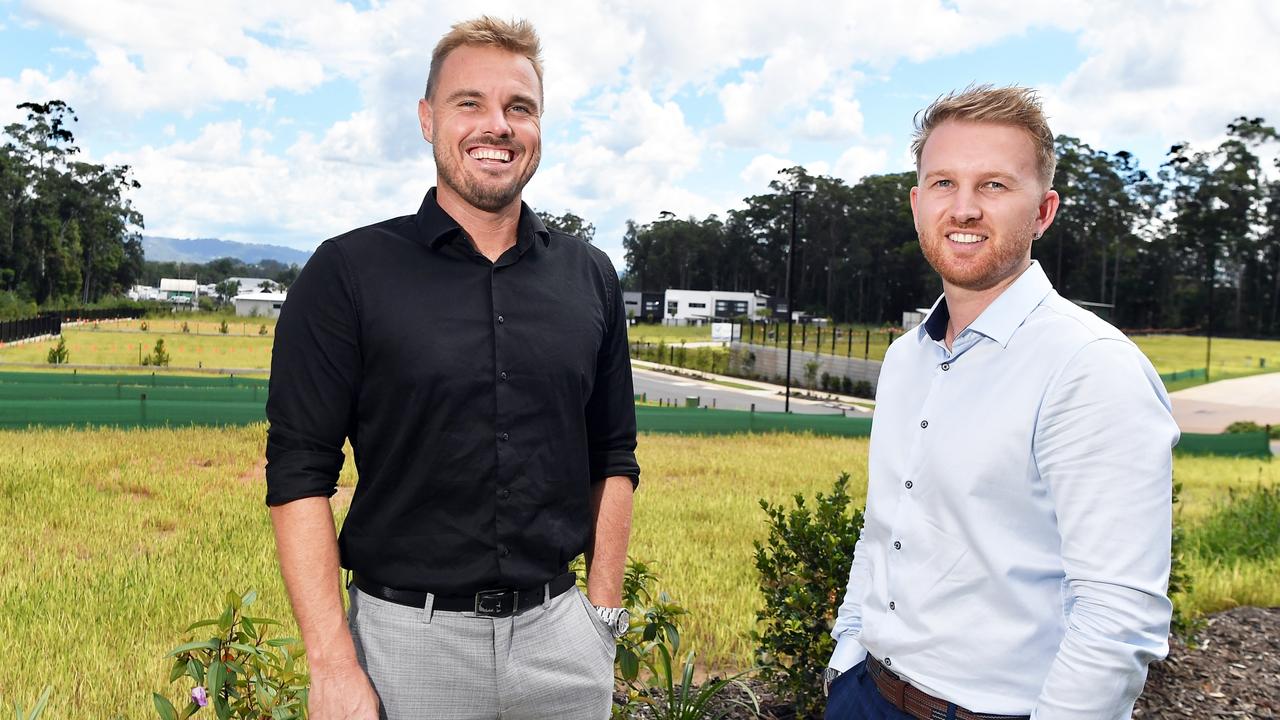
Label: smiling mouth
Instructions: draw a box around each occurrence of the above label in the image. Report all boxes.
[947,232,987,244]
[468,147,513,163]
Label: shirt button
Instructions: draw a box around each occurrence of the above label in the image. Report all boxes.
[500,488,511,500]
[500,432,510,441]
[889,601,896,611]
[499,544,510,557]
[941,362,950,371]
[920,420,928,429]
[499,371,508,381]
[905,481,913,489]
[497,314,505,324]
[883,657,892,667]
[893,541,901,550]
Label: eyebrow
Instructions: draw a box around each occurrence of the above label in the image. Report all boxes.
[924,169,1019,183]
[443,89,541,113]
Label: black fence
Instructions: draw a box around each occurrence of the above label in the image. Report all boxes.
[0,308,146,344]
[39,307,146,323]
[0,315,60,344]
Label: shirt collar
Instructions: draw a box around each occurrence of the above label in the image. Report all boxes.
[414,187,552,251]
[917,261,1054,348]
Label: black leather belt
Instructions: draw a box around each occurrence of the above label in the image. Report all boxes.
[351,571,577,618]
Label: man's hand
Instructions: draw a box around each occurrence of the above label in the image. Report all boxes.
[308,658,380,720]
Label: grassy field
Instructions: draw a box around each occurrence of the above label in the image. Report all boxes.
[0,321,274,369]
[1,426,1277,717]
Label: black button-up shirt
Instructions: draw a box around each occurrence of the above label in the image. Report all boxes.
[265,189,640,595]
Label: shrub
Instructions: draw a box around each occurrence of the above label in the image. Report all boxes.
[46,336,69,365]
[258,324,268,336]
[1225,420,1279,439]
[152,590,308,720]
[1168,480,1201,641]
[181,322,190,334]
[219,319,229,334]
[141,338,171,367]
[851,380,873,398]
[753,474,863,718]
[840,376,853,395]
[819,372,832,392]
[140,320,149,332]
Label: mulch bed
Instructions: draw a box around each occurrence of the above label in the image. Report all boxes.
[623,606,1280,719]
[1135,606,1280,718]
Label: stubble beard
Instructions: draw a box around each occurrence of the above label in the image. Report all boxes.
[434,138,541,213]
[919,218,1038,292]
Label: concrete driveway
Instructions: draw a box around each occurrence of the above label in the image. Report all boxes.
[1169,372,1280,433]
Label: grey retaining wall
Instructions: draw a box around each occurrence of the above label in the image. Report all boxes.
[731,342,883,388]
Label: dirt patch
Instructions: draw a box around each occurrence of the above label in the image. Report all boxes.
[1135,606,1280,718]
[191,458,214,468]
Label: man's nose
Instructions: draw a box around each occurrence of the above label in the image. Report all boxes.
[480,106,513,137]
[950,188,982,224]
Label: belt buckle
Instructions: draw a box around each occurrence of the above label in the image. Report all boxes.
[474,589,517,617]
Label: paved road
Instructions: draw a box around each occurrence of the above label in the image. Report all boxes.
[1169,372,1280,433]
[631,367,859,416]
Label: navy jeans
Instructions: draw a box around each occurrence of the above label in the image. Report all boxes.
[824,660,916,720]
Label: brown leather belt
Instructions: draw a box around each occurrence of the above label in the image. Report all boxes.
[866,656,1029,720]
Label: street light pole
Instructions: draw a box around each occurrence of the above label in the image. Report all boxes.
[784,188,811,413]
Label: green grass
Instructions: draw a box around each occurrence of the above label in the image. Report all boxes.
[1131,334,1280,377]
[0,322,274,369]
[0,427,1277,717]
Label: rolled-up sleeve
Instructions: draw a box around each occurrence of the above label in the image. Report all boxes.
[264,240,361,506]
[1031,338,1179,719]
[584,259,639,485]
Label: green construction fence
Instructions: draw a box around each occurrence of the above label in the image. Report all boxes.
[0,371,1272,457]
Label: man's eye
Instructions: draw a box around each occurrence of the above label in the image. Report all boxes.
[985,181,1007,190]
[509,105,531,114]
[459,100,478,108]
[934,179,952,188]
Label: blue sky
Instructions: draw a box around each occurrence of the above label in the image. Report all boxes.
[3,0,1278,271]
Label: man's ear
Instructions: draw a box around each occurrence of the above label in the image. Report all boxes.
[418,98,434,143]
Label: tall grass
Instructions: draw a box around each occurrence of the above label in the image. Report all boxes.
[0,426,1275,717]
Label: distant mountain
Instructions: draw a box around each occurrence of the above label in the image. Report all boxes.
[142,236,312,266]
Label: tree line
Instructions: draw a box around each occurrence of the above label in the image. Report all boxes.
[623,118,1280,337]
[0,101,144,311]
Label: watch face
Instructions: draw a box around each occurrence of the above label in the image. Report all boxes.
[613,608,630,636]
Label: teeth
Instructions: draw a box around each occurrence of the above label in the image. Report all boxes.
[949,233,986,244]
[469,148,512,162]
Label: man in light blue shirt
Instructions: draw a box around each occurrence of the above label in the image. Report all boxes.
[824,85,1179,720]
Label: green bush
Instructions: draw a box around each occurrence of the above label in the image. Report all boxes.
[219,319,229,334]
[1224,420,1280,439]
[152,590,308,720]
[851,380,873,398]
[46,336,69,365]
[840,376,853,395]
[0,290,38,321]
[753,474,863,718]
[4,687,51,720]
[1168,480,1201,641]
[141,338,171,367]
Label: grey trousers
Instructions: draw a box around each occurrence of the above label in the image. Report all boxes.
[349,583,616,720]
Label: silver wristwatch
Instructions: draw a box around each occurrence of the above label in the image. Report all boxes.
[822,667,842,697]
[594,606,630,638]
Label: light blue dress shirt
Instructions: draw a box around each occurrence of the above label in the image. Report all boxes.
[830,262,1179,719]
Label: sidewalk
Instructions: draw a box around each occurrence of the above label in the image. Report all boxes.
[631,358,875,412]
[1169,372,1280,433]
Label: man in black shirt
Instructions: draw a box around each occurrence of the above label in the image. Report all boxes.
[265,16,639,720]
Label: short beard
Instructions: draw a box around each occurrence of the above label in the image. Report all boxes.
[434,140,541,213]
[919,218,1037,292]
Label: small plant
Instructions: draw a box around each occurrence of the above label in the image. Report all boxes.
[140,320,149,331]
[803,359,820,390]
[840,376,853,394]
[181,322,190,334]
[819,372,832,392]
[258,324,268,336]
[46,336,69,364]
[753,474,863,718]
[152,590,308,720]
[1225,420,1279,439]
[218,319,229,334]
[141,338,171,367]
[1168,479,1202,641]
[852,380,873,398]
[6,687,52,719]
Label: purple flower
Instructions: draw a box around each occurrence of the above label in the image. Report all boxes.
[191,686,209,708]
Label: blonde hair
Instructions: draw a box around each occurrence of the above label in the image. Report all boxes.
[425,16,544,105]
[911,84,1056,188]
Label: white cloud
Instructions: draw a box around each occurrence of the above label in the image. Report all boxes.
[740,154,798,187]
[1044,1,1280,156]
[832,145,890,184]
[798,89,866,141]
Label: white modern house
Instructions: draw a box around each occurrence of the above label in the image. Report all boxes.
[159,278,199,304]
[228,277,279,294]
[661,289,769,325]
[233,291,287,318]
